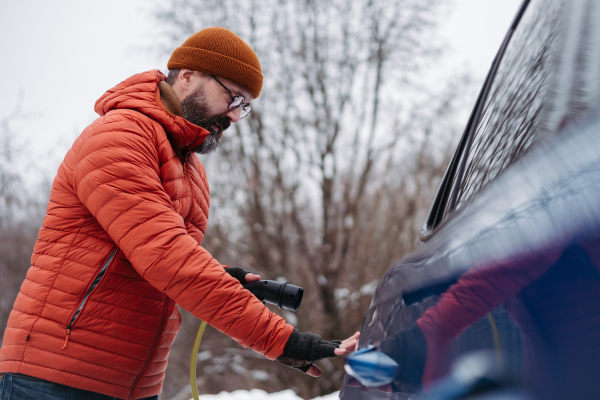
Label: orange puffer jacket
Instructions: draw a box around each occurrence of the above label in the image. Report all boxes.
[0,70,293,399]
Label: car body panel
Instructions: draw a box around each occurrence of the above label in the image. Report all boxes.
[340,0,600,398]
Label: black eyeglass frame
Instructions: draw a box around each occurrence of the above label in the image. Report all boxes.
[211,75,251,118]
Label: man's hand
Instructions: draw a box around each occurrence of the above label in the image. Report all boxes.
[336,331,360,355]
[224,267,360,377]
[277,330,360,377]
[245,273,260,282]
[309,331,360,377]
[224,266,261,284]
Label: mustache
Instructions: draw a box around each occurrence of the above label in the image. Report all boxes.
[193,114,231,154]
[210,114,231,134]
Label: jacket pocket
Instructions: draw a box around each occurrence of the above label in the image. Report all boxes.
[62,247,118,349]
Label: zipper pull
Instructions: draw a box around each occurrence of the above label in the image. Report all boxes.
[62,328,71,349]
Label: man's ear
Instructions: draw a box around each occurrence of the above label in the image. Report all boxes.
[178,69,196,90]
[172,69,197,101]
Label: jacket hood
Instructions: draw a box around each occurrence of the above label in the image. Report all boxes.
[94,70,210,151]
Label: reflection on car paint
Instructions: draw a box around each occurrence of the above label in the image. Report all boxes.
[340,0,600,399]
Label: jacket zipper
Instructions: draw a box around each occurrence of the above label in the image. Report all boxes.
[181,154,192,205]
[62,247,118,349]
[182,152,189,173]
[128,299,170,400]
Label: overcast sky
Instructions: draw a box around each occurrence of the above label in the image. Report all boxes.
[0,0,522,172]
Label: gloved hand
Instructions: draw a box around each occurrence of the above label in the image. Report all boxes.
[378,324,427,390]
[224,266,260,284]
[277,329,359,377]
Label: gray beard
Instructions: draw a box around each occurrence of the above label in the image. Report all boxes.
[194,131,220,154]
[181,82,230,154]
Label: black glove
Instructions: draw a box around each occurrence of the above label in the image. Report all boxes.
[224,266,252,284]
[379,324,427,389]
[276,328,342,373]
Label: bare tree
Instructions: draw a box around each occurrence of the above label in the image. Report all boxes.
[0,111,48,332]
[150,0,472,398]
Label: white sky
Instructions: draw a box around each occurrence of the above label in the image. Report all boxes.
[0,0,522,173]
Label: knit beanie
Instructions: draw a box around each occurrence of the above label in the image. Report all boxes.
[168,27,263,98]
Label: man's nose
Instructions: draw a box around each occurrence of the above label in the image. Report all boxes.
[225,107,242,123]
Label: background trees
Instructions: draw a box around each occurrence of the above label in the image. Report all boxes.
[151,0,472,398]
[0,111,48,335]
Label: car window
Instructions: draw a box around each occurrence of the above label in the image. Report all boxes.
[449,0,564,212]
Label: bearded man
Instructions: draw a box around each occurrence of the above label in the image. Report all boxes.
[0,27,358,400]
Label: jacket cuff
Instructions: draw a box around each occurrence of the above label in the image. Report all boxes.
[264,323,295,360]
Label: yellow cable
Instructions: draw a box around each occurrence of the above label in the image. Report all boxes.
[485,312,502,369]
[191,321,208,400]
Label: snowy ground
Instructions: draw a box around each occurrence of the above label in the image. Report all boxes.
[195,389,339,400]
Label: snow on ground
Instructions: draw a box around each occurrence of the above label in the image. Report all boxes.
[195,389,339,400]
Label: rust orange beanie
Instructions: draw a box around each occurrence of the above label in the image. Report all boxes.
[168,27,263,98]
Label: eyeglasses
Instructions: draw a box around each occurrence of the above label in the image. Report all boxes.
[211,75,251,119]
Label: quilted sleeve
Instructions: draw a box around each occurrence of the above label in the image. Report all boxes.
[72,114,293,359]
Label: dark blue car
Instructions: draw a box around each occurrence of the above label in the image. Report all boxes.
[340,0,600,399]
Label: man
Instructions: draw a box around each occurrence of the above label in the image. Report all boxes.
[0,27,358,400]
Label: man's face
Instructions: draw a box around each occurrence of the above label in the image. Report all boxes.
[181,80,231,154]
